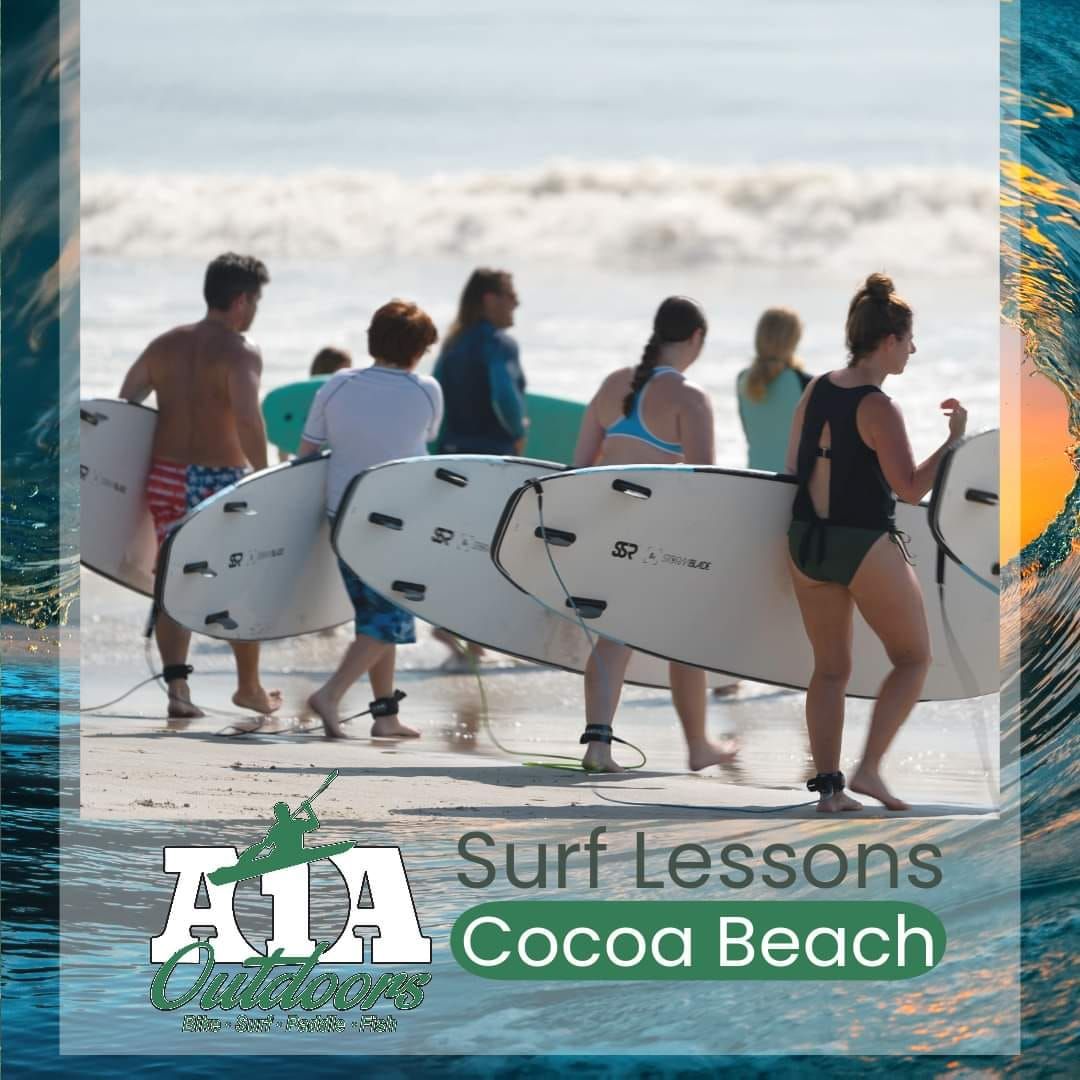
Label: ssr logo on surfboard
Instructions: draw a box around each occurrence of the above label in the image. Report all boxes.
[227,548,286,569]
[148,771,432,1036]
[641,546,712,572]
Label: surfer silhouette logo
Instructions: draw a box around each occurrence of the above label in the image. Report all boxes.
[208,770,353,886]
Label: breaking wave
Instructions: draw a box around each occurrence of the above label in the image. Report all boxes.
[82,161,996,273]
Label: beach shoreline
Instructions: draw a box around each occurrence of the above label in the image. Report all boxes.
[77,569,999,825]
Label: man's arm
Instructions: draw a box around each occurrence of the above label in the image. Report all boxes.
[227,345,269,472]
[119,350,154,403]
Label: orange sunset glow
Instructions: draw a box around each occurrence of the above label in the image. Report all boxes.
[1001,324,1076,563]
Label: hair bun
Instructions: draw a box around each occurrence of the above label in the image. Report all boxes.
[864,272,894,301]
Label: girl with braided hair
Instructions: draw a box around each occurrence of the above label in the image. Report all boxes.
[785,273,967,812]
[571,296,736,773]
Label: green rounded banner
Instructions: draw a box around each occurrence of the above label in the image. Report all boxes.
[452,901,945,980]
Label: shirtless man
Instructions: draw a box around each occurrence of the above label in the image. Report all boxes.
[119,252,280,719]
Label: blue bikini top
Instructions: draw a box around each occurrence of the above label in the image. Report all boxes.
[605,365,684,455]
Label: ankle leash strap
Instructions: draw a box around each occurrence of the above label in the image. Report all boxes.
[806,771,846,798]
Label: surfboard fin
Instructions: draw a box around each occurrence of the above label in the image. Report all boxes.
[205,610,239,630]
[368,512,404,530]
[611,478,652,499]
[183,561,217,578]
[392,580,426,601]
[566,596,607,619]
[533,526,576,547]
[435,467,468,488]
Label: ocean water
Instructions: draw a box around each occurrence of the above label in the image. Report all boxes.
[78,1,1000,461]
[80,0,998,176]
[5,0,1075,1074]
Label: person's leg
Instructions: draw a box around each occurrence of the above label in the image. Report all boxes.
[847,536,931,810]
[669,662,737,770]
[432,627,487,670]
[183,463,281,716]
[312,561,419,739]
[789,558,862,813]
[229,640,283,714]
[154,612,204,719]
[366,644,418,738]
[581,638,633,771]
[147,460,202,718]
[432,627,467,660]
[308,634,392,739]
[368,645,395,699]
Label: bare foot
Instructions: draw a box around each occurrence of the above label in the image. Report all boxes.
[816,791,864,813]
[686,738,738,771]
[166,681,205,720]
[306,690,347,739]
[582,743,624,773]
[371,716,420,738]
[849,768,911,811]
[232,687,283,715]
[439,653,475,674]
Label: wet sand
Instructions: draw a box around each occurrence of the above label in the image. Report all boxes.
[77,568,1000,823]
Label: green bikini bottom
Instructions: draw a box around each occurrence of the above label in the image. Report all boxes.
[788,519,907,587]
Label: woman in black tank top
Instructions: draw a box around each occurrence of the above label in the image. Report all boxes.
[784,274,967,813]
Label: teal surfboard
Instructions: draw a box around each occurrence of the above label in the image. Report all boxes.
[520,393,587,465]
[262,377,330,455]
[262,378,586,465]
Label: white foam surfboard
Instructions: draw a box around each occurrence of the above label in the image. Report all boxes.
[929,429,999,590]
[333,455,712,689]
[492,464,999,700]
[157,452,352,639]
[80,399,159,596]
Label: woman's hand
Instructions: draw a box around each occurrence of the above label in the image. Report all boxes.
[941,398,967,443]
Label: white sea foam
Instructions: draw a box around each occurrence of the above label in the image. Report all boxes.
[81,162,996,274]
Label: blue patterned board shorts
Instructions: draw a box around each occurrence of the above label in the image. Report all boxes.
[337,557,415,644]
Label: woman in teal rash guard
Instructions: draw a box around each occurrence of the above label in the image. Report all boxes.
[434,268,527,456]
[736,306,811,472]
[431,267,527,668]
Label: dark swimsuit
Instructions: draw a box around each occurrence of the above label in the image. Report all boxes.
[788,377,908,586]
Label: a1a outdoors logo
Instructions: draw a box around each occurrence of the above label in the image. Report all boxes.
[149,771,432,1032]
